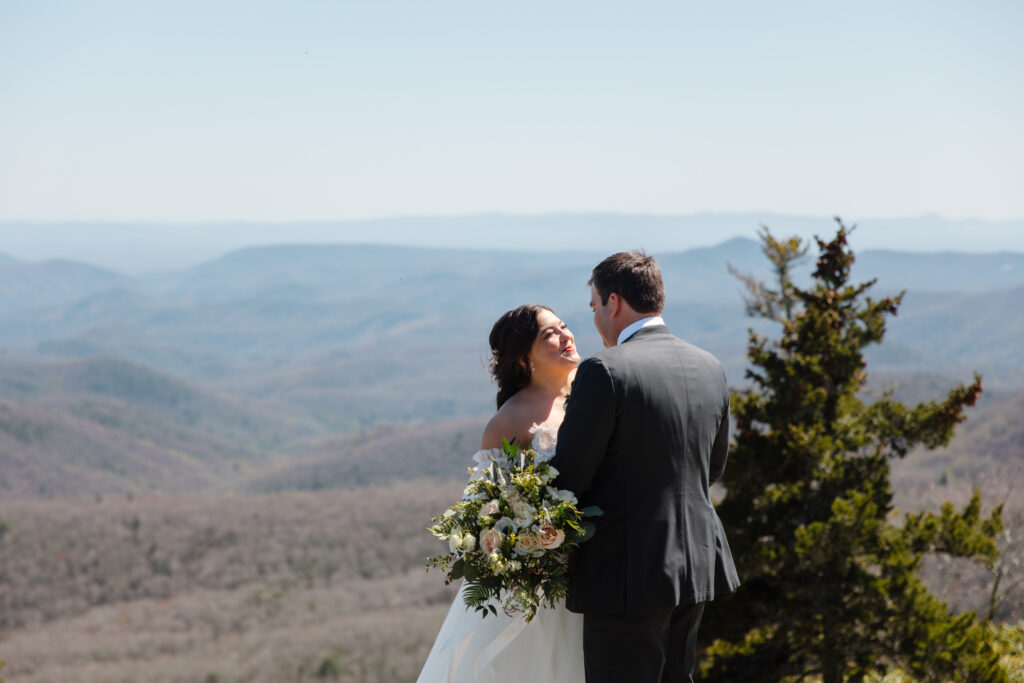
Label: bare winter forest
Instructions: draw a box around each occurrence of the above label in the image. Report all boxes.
[0,234,1022,681]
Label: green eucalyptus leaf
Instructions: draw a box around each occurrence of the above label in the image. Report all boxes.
[449,559,465,581]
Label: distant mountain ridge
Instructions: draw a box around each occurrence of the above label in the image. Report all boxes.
[0,237,1021,386]
[3,213,1023,272]
[0,235,1021,499]
[0,256,126,315]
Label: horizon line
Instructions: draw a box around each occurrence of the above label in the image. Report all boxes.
[2,211,1024,225]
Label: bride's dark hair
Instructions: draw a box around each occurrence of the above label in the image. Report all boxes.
[489,304,552,409]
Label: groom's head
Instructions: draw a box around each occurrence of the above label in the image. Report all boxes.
[589,250,665,347]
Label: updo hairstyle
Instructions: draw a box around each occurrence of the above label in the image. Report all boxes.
[488,304,552,409]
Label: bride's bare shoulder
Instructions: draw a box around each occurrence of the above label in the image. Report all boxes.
[480,396,534,449]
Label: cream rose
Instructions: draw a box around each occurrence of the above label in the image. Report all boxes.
[511,500,535,526]
[514,531,540,556]
[478,499,500,518]
[536,523,565,550]
[479,528,504,555]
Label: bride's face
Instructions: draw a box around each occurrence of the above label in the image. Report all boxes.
[529,309,579,373]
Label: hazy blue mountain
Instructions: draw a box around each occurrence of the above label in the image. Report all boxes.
[0,357,324,453]
[0,237,1019,451]
[3,214,1023,273]
[0,235,1020,498]
[142,243,602,307]
[0,258,127,315]
[885,286,1024,369]
[855,250,1024,294]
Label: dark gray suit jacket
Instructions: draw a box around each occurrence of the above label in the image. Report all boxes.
[550,324,739,614]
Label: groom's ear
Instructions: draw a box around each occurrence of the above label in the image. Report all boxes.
[607,292,623,318]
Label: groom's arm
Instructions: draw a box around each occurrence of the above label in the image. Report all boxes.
[709,400,730,486]
[709,372,731,485]
[550,357,616,496]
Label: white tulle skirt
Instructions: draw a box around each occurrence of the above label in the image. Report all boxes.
[417,583,584,682]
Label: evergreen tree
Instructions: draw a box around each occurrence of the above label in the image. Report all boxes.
[701,221,1007,682]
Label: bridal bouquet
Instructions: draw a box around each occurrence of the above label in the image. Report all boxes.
[427,439,601,622]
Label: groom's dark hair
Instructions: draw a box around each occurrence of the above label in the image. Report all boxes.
[589,250,665,313]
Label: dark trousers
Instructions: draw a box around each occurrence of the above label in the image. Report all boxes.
[583,602,705,683]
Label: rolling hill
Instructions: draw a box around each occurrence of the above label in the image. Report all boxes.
[0,230,1021,681]
[0,255,127,315]
[0,234,1020,499]
[240,416,487,494]
[0,397,218,497]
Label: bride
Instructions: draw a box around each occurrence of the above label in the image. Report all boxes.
[417,304,585,682]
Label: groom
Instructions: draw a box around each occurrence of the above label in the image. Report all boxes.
[550,250,739,683]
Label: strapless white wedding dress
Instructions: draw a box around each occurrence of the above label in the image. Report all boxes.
[416,423,585,682]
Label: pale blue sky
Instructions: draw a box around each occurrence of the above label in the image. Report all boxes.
[1,0,1021,223]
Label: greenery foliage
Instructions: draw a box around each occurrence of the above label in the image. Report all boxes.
[703,221,1008,682]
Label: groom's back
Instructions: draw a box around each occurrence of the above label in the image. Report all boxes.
[599,328,728,504]
[563,324,738,613]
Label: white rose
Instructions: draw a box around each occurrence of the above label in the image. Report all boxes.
[462,532,476,552]
[514,532,540,556]
[479,528,504,556]
[448,527,465,553]
[536,523,565,550]
[479,499,500,518]
[494,516,514,534]
[511,500,535,526]
[546,486,577,506]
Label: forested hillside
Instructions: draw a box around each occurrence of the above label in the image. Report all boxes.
[0,235,1021,681]
[0,237,1020,500]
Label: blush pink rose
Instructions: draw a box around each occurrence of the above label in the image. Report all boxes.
[479,528,503,555]
[536,523,565,550]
